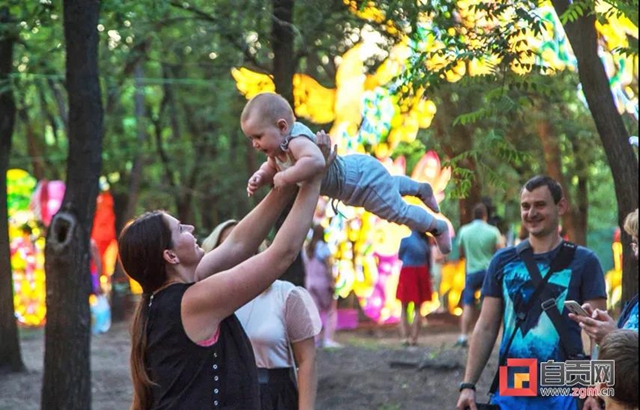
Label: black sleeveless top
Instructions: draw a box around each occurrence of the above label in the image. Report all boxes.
[146,283,261,409]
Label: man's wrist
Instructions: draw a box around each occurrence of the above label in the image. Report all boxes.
[459,382,476,392]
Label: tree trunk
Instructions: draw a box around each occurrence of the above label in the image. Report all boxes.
[456,158,481,226]
[0,6,26,374]
[108,192,131,323]
[552,0,639,301]
[270,0,305,285]
[18,108,47,180]
[41,0,103,408]
[436,93,482,226]
[271,0,295,105]
[48,78,68,135]
[123,62,147,223]
[536,119,583,244]
[569,136,588,246]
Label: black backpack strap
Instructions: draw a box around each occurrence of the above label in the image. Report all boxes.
[519,241,579,360]
[488,240,577,394]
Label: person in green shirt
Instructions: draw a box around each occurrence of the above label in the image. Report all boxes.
[455,203,503,347]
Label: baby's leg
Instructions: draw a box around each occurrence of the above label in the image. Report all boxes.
[358,184,451,254]
[341,155,450,253]
[394,175,440,213]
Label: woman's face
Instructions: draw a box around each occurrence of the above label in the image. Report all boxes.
[163,214,204,269]
[631,235,638,260]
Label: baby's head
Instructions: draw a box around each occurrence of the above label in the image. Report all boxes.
[241,93,295,155]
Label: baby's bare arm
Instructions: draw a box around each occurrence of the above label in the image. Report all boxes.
[260,158,278,182]
[247,159,278,196]
[277,137,325,185]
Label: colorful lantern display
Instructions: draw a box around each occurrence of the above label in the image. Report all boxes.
[231,1,634,322]
[7,172,116,331]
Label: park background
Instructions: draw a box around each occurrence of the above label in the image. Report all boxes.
[0,0,638,409]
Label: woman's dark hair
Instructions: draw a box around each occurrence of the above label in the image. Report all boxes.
[306,224,326,260]
[117,211,173,410]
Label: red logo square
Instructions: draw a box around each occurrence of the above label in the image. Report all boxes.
[499,358,538,396]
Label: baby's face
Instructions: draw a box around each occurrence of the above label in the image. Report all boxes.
[241,114,287,157]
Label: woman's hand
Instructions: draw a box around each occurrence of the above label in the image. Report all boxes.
[568,303,617,344]
[316,130,337,169]
[582,396,602,410]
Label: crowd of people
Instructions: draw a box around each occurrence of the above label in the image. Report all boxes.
[116,91,638,410]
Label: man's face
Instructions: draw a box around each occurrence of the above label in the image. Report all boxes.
[520,185,565,239]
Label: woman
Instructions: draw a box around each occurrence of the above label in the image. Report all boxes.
[119,135,330,409]
[303,224,341,348]
[569,209,638,340]
[203,220,321,410]
[395,229,432,347]
[570,209,637,410]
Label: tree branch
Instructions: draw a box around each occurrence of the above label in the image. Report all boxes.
[168,1,270,72]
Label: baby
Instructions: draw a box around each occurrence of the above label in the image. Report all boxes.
[241,92,452,254]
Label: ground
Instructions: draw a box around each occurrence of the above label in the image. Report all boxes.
[0,313,500,410]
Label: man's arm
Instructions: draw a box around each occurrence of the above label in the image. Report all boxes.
[275,137,325,187]
[456,296,503,410]
[495,228,505,250]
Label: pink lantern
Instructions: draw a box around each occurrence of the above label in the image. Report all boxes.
[30,180,66,227]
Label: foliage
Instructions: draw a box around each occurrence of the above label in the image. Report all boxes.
[5,0,631,235]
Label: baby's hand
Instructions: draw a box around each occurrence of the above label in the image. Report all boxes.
[247,172,263,197]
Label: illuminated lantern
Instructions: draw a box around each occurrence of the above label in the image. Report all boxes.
[30,180,66,227]
[7,169,46,327]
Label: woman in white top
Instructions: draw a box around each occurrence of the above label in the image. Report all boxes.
[203,220,321,410]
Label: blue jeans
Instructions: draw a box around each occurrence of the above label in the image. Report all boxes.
[462,269,486,306]
[334,154,438,232]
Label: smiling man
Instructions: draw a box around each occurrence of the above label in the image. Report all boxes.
[456,175,607,410]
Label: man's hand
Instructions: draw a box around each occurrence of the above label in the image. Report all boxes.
[247,171,267,197]
[316,130,337,169]
[456,389,477,410]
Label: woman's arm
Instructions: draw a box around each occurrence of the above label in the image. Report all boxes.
[196,133,333,281]
[195,184,296,281]
[185,177,322,341]
[292,337,317,410]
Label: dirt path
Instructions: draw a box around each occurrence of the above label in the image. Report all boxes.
[0,316,499,410]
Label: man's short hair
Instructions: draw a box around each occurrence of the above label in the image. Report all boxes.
[522,175,564,204]
[599,329,638,409]
[473,203,488,220]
